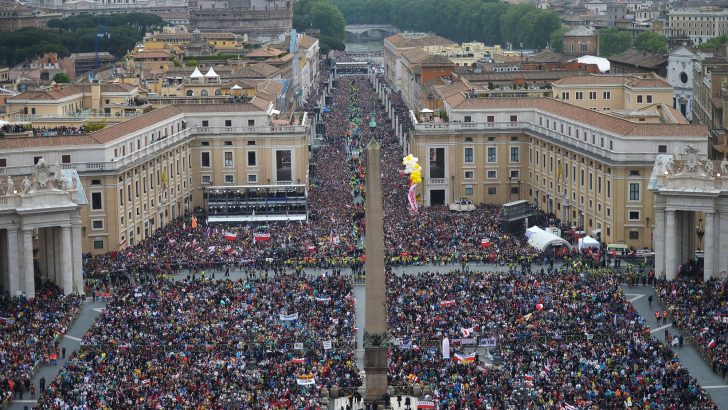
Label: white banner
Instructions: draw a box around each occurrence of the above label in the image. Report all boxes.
[478,337,497,347]
[322,340,332,350]
[294,342,304,350]
[296,374,316,386]
[442,337,450,359]
[279,313,299,321]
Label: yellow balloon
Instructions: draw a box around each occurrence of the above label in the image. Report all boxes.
[410,171,422,185]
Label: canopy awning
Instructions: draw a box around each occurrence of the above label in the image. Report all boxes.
[527,229,572,251]
[525,226,545,239]
[578,235,600,251]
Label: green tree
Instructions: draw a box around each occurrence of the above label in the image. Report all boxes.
[52,72,70,83]
[700,34,728,50]
[294,0,346,52]
[549,27,569,53]
[633,31,667,53]
[599,28,631,57]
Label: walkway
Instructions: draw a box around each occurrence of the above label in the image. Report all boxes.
[7,297,107,410]
[623,284,728,409]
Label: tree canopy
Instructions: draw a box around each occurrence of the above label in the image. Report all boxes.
[633,31,668,54]
[598,28,632,57]
[332,0,561,48]
[0,13,162,67]
[52,72,70,83]
[699,34,728,50]
[293,0,346,53]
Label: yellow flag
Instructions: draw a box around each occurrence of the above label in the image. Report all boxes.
[161,168,167,186]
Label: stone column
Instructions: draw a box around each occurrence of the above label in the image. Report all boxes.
[60,226,73,295]
[6,228,20,296]
[681,211,690,263]
[37,228,47,281]
[363,139,388,403]
[47,227,58,285]
[704,211,715,281]
[665,210,677,280]
[654,207,665,278]
[21,228,35,299]
[719,211,728,275]
[72,222,84,295]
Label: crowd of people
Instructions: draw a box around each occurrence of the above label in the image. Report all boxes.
[0,124,88,137]
[37,274,360,408]
[0,285,82,404]
[387,268,717,409]
[657,277,728,379]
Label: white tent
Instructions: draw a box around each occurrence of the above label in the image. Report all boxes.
[525,226,545,239]
[527,229,572,251]
[578,235,600,251]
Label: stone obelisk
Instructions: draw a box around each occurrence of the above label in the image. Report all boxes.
[364,138,388,403]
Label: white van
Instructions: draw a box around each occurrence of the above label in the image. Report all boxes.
[606,244,629,255]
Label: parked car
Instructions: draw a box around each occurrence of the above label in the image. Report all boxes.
[449,198,476,212]
[635,248,655,257]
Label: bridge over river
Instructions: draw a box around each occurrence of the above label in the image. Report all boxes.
[345,24,399,42]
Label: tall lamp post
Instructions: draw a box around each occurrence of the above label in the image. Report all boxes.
[697,217,705,251]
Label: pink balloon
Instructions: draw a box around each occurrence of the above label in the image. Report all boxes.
[536,304,544,311]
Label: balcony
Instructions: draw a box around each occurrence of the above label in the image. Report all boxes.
[428,178,447,185]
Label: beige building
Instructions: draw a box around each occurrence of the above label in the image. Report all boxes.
[551,73,676,121]
[409,80,708,249]
[5,82,149,122]
[384,33,457,92]
[420,42,510,67]
[667,8,728,46]
[0,100,310,254]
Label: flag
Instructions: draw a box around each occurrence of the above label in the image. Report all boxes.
[562,403,577,410]
[417,401,435,409]
[254,233,271,242]
[307,245,316,253]
[708,339,717,349]
[480,238,491,248]
[295,374,316,386]
[191,215,198,229]
[224,232,237,241]
[453,353,476,364]
[161,168,167,186]
[442,337,450,359]
[461,327,474,337]
[439,300,456,308]
[407,183,419,214]
[290,358,305,364]
[407,373,419,383]
[557,162,562,181]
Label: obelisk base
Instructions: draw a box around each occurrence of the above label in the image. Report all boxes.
[364,346,388,403]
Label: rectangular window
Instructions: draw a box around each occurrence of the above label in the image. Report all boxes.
[201,175,212,184]
[61,155,71,163]
[276,150,292,181]
[658,145,667,153]
[464,170,474,179]
[603,91,611,99]
[607,180,611,198]
[487,170,497,179]
[91,192,102,210]
[247,174,257,183]
[629,231,639,240]
[510,115,517,122]
[561,92,570,100]
[464,147,474,163]
[225,120,232,127]
[0,158,5,167]
[464,115,472,123]
[646,95,653,103]
[248,120,255,126]
[202,120,209,127]
[224,140,233,146]
[510,147,520,162]
[637,95,643,103]
[429,147,446,178]
[487,187,497,195]
[224,174,234,183]
[576,92,583,100]
[91,220,104,230]
[510,170,520,178]
[487,147,497,163]
[465,186,473,195]
[201,152,210,167]
[629,211,640,221]
[589,91,597,100]
[224,151,233,167]
[94,240,104,250]
[629,183,640,201]
[247,151,257,166]
[487,115,494,123]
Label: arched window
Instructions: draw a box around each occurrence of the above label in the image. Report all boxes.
[186,90,194,96]
[215,89,222,96]
[200,89,209,97]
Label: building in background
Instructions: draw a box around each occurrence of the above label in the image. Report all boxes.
[667,45,702,121]
[384,33,457,92]
[0,1,62,32]
[667,8,728,46]
[189,0,292,44]
[561,26,599,57]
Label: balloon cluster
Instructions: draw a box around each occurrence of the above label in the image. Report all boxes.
[402,154,422,185]
[402,154,421,215]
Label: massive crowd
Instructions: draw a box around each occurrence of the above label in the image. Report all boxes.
[388,268,717,409]
[0,285,81,404]
[2,62,723,408]
[37,274,359,408]
[657,277,728,379]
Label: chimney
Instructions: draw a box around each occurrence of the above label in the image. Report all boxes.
[91,81,101,112]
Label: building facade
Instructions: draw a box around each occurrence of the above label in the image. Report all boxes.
[691,54,728,159]
[409,81,708,249]
[189,0,292,43]
[384,33,457,92]
[0,101,310,254]
[562,26,599,56]
[667,8,728,46]
[667,45,700,120]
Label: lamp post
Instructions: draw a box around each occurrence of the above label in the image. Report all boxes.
[697,217,705,251]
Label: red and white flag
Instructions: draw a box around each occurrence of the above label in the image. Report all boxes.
[461,327,474,337]
[407,183,418,214]
[480,238,491,248]
[453,353,476,364]
[290,357,305,364]
[417,401,435,409]
[439,300,456,308]
[254,233,271,242]
[223,231,237,241]
[708,339,718,349]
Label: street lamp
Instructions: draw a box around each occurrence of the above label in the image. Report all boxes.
[697,217,705,250]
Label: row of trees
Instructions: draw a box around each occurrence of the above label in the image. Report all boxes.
[332,0,561,48]
[550,28,668,57]
[293,0,346,54]
[0,13,162,67]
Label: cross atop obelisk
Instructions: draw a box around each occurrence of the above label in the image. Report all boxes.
[363,137,388,404]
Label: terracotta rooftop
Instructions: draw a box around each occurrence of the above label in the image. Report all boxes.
[442,95,707,137]
[608,48,667,68]
[385,33,457,48]
[247,47,285,58]
[298,35,318,49]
